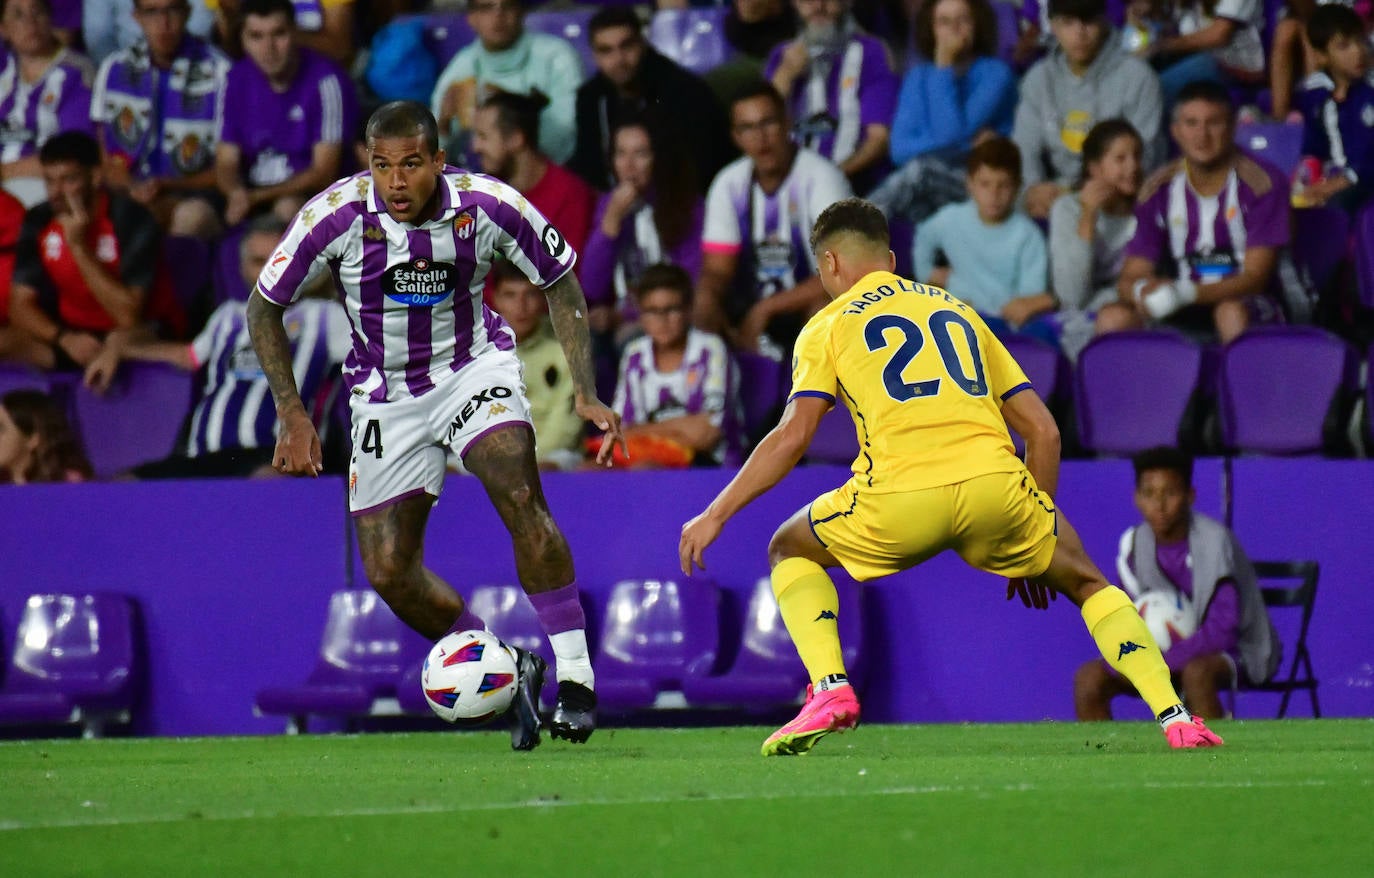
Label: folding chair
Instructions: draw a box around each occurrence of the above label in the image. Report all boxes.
[1238,561,1320,718]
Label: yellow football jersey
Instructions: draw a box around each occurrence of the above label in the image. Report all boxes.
[791,270,1031,492]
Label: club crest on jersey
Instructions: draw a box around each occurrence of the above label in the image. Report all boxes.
[453,212,475,239]
[384,258,457,306]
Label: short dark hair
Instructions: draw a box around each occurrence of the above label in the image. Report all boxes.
[39,130,100,168]
[366,101,441,155]
[1047,0,1105,22]
[729,80,787,119]
[490,258,535,289]
[1075,118,1142,189]
[241,0,294,25]
[966,136,1022,185]
[1132,446,1193,490]
[480,89,549,148]
[809,198,891,253]
[589,6,642,41]
[631,263,693,305]
[1307,4,1365,53]
[1173,79,1235,118]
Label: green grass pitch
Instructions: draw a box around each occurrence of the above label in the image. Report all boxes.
[2,720,1371,877]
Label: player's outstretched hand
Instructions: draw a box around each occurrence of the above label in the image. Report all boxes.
[577,398,626,467]
[274,411,323,477]
[679,512,723,576]
[1006,577,1056,610]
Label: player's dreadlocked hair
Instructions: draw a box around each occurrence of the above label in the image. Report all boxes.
[809,198,891,254]
[366,101,441,156]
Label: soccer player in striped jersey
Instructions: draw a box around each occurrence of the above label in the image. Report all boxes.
[247,101,625,750]
[679,198,1223,755]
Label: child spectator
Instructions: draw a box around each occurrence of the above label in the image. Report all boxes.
[1048,119,1143,358]
[1269,0,1367,121]
[765,0,899,191]
[0,388,91,483]
[0,0,95,207]
[610,263,741,468]
[487,260,585,472]
[581,118,704,344]
[868,0,1017,224]
[914,137,1055,341]
[1293,4,1374,212]
[1141,0,1267,106]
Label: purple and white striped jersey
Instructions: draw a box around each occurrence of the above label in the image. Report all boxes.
[257,167,577,403]
[613,328,740,464]
[0,47,94,163]
[187,298,351,457]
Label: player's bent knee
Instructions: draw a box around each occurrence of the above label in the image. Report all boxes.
[1074,659,1112,695]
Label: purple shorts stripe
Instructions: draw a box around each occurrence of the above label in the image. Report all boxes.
[349,486,435,519]
[459,420,533,460]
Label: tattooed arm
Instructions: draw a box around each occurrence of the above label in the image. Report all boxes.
[247,289,322,475]
[543,270,626,465]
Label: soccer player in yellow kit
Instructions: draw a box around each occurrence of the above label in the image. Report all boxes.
[678,198,1224,756]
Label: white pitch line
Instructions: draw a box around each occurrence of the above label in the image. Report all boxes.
[0,777,1367,832]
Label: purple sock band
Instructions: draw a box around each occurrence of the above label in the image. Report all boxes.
[447,607,487,637]
[528,583,585,635]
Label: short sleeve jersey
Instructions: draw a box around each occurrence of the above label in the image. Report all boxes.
[1126,152,1289,285]
[790,270,1030,492]
[0,47,94,162]
[256,167,577,403]
[613,327,740,463]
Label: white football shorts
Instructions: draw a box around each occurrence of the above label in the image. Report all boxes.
[347,351,532,515]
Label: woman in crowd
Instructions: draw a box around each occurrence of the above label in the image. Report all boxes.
[581,117,704,345]
[0,389,92,484]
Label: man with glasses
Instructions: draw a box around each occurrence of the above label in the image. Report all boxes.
[91,0,230,239]
[430,0,581,164]
[695,82,850,359]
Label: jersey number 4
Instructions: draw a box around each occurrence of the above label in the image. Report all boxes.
[863,312,987,402]
[360,419,384,459]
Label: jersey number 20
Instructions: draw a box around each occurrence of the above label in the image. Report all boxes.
[863,312,987,402]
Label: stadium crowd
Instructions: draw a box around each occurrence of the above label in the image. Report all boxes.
[0,0,1371,483]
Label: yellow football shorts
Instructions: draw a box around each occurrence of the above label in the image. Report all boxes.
[807,468,1058,582]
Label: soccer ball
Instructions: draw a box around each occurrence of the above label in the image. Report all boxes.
[421,629,519,725]
[1134,590,1197,652]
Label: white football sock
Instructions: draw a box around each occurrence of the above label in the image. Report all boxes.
[549,630,594,688]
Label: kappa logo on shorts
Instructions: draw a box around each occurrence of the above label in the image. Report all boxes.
[487,403,510,419]
[1117,640,1146,660]
[446,386,514,441]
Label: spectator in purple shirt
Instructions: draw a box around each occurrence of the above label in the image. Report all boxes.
[213,0,355,227]
[581,116,704,345]
[1074,446,1279,721]
[765,0,898,192]
[1099,80,1305,343]
[0,0,94,207]
[91,0,230,239]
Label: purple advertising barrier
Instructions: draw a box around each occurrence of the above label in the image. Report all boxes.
[1229,459,1374,719]
[0,479,349,736]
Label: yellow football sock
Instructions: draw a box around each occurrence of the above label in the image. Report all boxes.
[771,557,847,685]
[1081,585,1182,717]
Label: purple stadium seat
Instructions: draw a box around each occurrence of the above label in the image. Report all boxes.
[0,363,50,398]
[1000,334,1062,453]
[807,403,860,465]
[72,361,192,478]
[1292,206,1351,299]
[1353,202,1374,309]
[421,13,476,63]
[164,235,211,322]
[890,218,916,280]
[1236,121,1302,176]
[526,8,597,74]
[1074,330,1203,455]
[994,0,1019,64]
[735,351,785,441]
[256,589,430,733]
[212,226,250,304]
[593,577,721,711]
[648,7,731,75]
[682,576,865,710]
[395,583,559,715]
[1218,326,1358,454]
[0,593,139,738]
